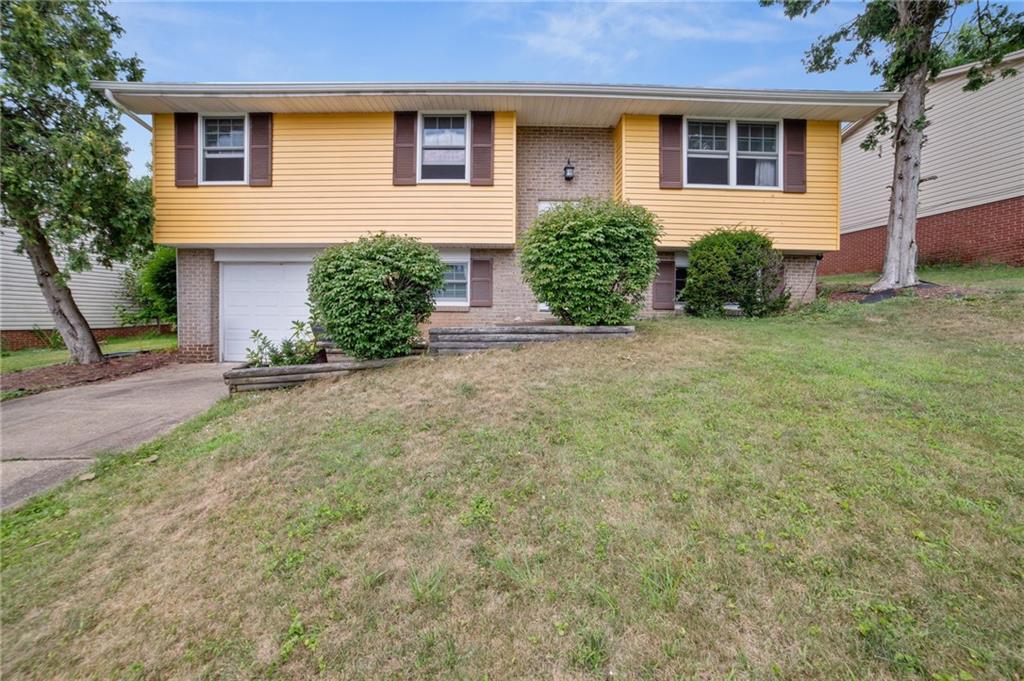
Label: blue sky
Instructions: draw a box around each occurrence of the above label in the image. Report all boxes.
[108,1,909,175]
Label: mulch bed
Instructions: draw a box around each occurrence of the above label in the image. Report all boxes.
[1,350,179,397]
[826,282,976,304]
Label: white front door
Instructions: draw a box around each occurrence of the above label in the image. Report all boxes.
[220,262,312,362]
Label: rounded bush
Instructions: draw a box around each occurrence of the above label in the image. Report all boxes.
[308,234,445,360]
[681,228,790,318]
[117,245,177,326]
[520,198,660,325]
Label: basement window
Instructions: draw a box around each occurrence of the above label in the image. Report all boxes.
[433,250,471,306]
[201,115,246,183]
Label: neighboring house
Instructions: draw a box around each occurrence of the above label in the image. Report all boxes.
[822,50,1024,275]
[0,229,139,351]
[95,81,897,362]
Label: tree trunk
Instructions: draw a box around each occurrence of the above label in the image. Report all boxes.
[871,3,936,292]
[19,219,105,364]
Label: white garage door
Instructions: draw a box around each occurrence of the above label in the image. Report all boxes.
[221,262,312,362]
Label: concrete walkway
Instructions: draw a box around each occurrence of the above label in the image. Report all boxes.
[1,363,230,510]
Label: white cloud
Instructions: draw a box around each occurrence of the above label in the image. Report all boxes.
[507,2,791,76]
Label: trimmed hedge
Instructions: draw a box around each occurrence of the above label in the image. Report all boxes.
[520,198,660,325]
[681,229,789,317]
[308,234,445,360]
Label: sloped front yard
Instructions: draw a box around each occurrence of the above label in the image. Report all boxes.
[2,273,1023,679]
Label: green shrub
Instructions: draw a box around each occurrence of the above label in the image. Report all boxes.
[681,228,790,317]
[520,198,660,325]
[245,321,319,367]
[307,234,445,360]
[117,246,177,326]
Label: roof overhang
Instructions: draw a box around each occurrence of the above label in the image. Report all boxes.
[92,81,900,126]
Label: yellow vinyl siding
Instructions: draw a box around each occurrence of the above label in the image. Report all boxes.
[152,112,516,246]
[613,118,624,201]
[619,115,840,252]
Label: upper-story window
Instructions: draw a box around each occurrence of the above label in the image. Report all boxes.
[686,121,729,185]
[202,115,246,183]
[421,114,467,181]
[685,119,780,189]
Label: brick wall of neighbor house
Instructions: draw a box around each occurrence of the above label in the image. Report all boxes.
[176,249,219,362]
[0,324,171,352]
[430,126,617,326]
[820,196,1024,275]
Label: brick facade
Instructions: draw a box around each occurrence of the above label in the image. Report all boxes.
[0,324,171,352]
[176,248,219,362]
[820,196,1024,275]
[782,255,820,305]
[431,126,617,326]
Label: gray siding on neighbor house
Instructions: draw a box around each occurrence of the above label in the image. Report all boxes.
[0,229,133,330]
[841,51,1024,234]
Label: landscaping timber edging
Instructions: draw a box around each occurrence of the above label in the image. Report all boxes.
[223,356,414,393]
[428,324,635,354]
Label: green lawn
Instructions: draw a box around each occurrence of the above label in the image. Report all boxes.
[0,332,177,374]
[2,270,1023,679]
[820,263,1024,292]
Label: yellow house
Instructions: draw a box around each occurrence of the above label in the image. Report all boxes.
[95,81,897,361]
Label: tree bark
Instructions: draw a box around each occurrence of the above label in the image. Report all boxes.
[871,2,937,292]
[19,218,105,364]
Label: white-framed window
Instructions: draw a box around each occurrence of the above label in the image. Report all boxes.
[434,249,470,306]
[419,113,469,182]
[684,118,781,190]
[674,252,689,310]
[201,114,247,184]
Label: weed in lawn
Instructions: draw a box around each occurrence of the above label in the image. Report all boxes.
[570,627,610,673]
[410,566,447,608]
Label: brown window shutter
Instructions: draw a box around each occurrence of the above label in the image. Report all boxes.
[393,111,417,186]
[248,113,272,186]
[470,257,493,307]
[659,115,683,189]
[652,260,676,310]
[783,119,807,193]
[470,111,494,186]
[174,113,198,187]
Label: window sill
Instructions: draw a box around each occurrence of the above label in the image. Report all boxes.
[435,304,470,312]
[417,179,470,185]
[682,183,782,192]
[198,181,248,186]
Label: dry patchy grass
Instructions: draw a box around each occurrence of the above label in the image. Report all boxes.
[2,285,1023,679]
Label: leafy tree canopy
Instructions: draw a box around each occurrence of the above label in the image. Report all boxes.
[1,0,152,273]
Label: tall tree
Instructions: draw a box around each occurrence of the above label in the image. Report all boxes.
[1,0,152,363]
[763,0,1023,291]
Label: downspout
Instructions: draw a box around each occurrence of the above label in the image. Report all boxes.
[103,88,152,131]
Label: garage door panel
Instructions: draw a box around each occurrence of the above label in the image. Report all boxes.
[221,262,312,362]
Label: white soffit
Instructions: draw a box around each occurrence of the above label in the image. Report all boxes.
[93,81,900,125]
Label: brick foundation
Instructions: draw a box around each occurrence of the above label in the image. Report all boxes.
[783,255,820,305]
[820,196,1024,275]
[0,324,172,352]
[176,249,219,362]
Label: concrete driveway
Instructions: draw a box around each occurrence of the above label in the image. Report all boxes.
[1,363,230,510]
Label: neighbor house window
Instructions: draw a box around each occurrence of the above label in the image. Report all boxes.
[201,116,246,183]
[421,114,467,181]
[685,119,781,189]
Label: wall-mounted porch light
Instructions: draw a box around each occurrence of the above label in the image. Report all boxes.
[563,158,575,182]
